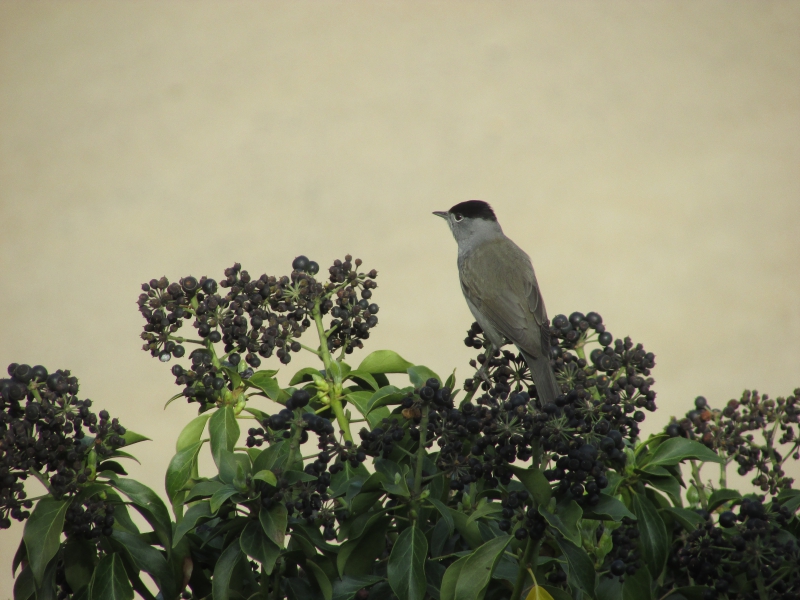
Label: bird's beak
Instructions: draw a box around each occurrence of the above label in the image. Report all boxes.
[432,211,448,219]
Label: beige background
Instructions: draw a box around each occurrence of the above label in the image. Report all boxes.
[1,1,799,595]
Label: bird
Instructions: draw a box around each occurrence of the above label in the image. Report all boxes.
[433,200,560,404]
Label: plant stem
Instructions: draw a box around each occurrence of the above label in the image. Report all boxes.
[298,343,321,357]
[511,537,538,599]
[411,403,430,523]
[311,298,352,442]
[286,422,303,469]
[756,574,769,600]
[690,460,708,509]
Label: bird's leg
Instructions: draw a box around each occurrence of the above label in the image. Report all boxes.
[475,343,494,385]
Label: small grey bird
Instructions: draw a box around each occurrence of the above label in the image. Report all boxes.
[434,200,560,404]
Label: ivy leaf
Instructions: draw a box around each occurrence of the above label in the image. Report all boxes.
[208,407,240,469]
[525,586,555,600]
[240,521,281,574]
[173,501,212,547]
[442,535,511,600]
[660,507,705,533]
[260,503,288,548]
[253,469,277,486]
[89,554,133,600]
[346,370,381,391]
[109,530,174,598]
[366,386,409,414]
[165,441,204,503]
[466,500,502,526]
[175,414,210,452]
[357,350,414,374]
[108,478,172,549]
[622,564,653,600]
[407,365,441,388]
[212,542,243,600]
[631,493,668,579]
[556,537,596,599]
[539,501,582,546]
[120,430,150,446]
[648,438,723,467]
[707,488,742,511]
[247,372,282,400]
[23,498,69,584]
[345,391,390,427]
[584,494,635,521]
[331,575,383,600]
[303,561,333,600]
[387,525,428,600]
[210,484,239,514]
[508,465,552,507]
[63,539,97,593]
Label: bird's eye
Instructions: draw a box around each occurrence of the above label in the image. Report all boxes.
[454,213,463,222]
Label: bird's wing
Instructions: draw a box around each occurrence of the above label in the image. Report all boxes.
[459,238,548,358]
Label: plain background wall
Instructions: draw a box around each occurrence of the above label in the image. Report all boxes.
[1,2,798,595]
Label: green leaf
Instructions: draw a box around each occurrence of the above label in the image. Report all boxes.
[210,484,239,514]
[539,501,582,546]
[466,500,502,526]
[660,586,709,600]
[14,565,35,600]
[387,525,428,600]
[584,495,635,521]
[240,521,281,574]
[173,501,212,547]
[346,370,381,391]
[288,367,324,386]
[218,450,250,485]
[622,565,653,600]
[345,391,390,427]
[252,441,288,473]
[707,488,742,511]
[120,430,150,446]
[23,497,69,584]
[450,535,511,600]
[660,507,705,532]
[525,587,556,600]
[556,537,596,599]
[358,350,414,374]
[448,507,484,550]
[222,365,243,389]
[212,542,242,600]
[260,503,288,548]
[184,480,223,501]
[253,469,277,486]
[339,518,391,576]
[440,555,468,600]
[209,407,240,469]
[109,478,172,549]
[109,530,174,599]
[63,539,97,593]
[541,586,573,600]
[304,560,333,600]
[331,575,383,600]
[427,498,455,535]
[89,554,133,600]
[176,414,211,452]
[631,493,668,579]
[642,475,683,507]
[431,518,451,558]
[648,438,723,467]
[165,441,204,503]
[407,365,441,388]
[366,385,410,414]
[508,465,552,507]
[247,372,282,400]
[164,392,183,409]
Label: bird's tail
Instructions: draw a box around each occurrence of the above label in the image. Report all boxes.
[521,351,560,405]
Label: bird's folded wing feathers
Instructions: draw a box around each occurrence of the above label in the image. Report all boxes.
[459,238,548,359]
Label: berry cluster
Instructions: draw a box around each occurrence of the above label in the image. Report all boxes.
[666,390,800,494]
[671,497,800,599]
[0,364,126,527]
[599,518,642,582]
[139,257,380,399]
[64,497,116,540]
[497,490,547,541]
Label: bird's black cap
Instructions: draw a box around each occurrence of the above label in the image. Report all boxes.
[448,200,497,221]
